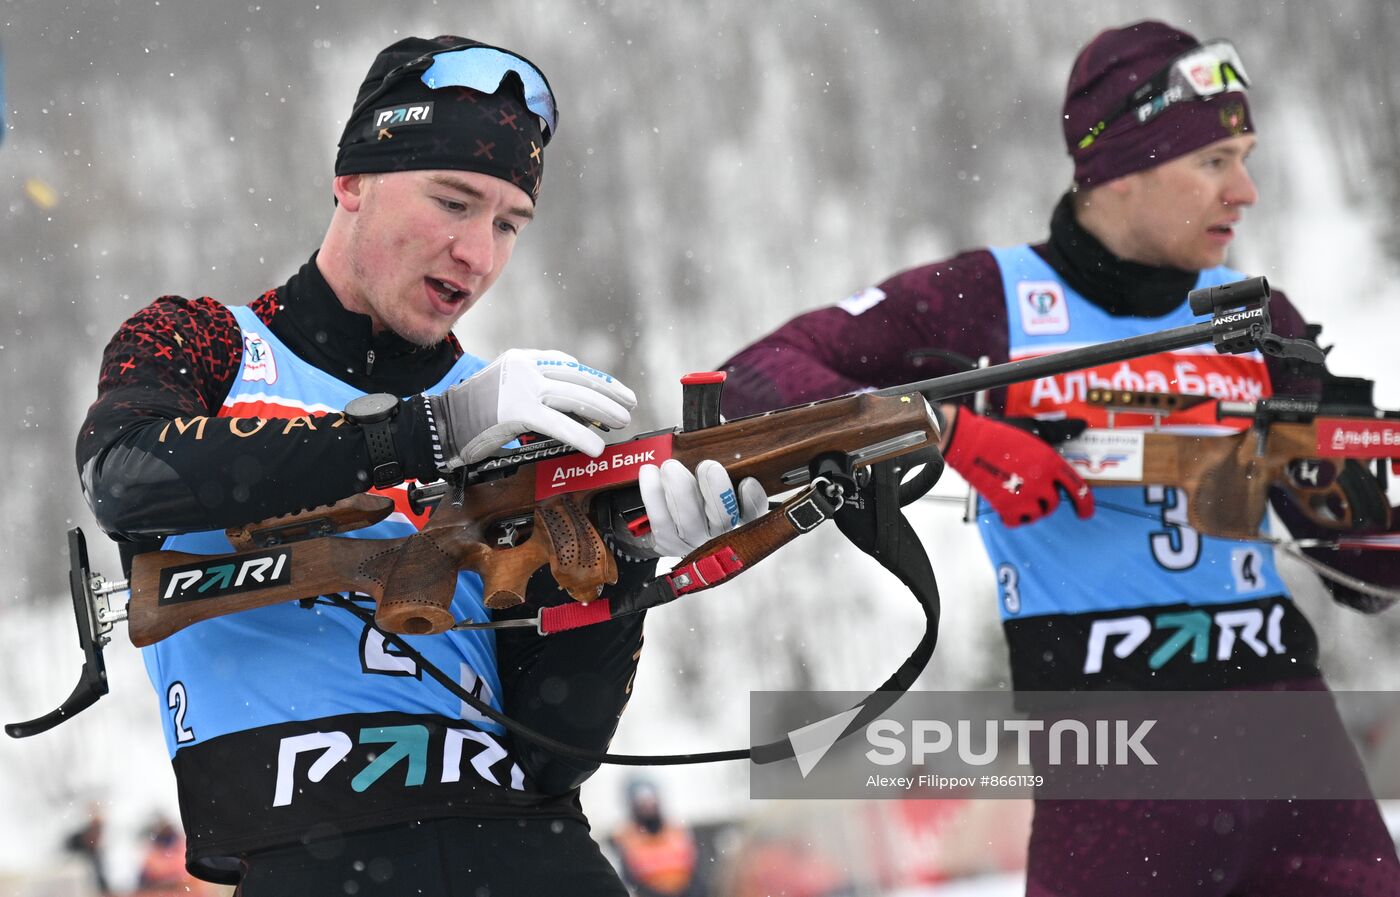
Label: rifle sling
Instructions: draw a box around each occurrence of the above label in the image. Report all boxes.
[537,481,842,635]
[326,457,943,767]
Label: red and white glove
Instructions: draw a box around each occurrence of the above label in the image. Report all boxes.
[943,409,1094,527]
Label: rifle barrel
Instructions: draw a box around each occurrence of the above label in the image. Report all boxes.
[876,321,1214,403]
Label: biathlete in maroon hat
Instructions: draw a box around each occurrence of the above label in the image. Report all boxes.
[716,17,1400,897]
[1063,20,1253,186]
[1060,20,1261,274]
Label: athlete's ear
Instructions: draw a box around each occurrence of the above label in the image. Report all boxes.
[332,174,366,212]
[1101,170,1139,198]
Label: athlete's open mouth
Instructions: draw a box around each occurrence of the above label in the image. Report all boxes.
[427,277,467,303]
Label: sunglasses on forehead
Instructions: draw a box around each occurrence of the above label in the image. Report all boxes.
[1078,40,1250,150]
[347,42,559,145]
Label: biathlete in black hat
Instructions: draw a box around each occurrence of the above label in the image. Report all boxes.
[77,34,765,896]
[720,19,1400,897]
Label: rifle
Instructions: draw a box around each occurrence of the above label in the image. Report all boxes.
[8,275,1322,741]
[1060,381,1398,542]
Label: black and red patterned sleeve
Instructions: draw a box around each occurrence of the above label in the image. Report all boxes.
[718,250,1010,418]
[76,295,431,540]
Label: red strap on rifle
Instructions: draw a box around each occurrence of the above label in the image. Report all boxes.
[537,482,841,636]
[539,545,745,634]
[539,598,614,635]
[667,547,744,595]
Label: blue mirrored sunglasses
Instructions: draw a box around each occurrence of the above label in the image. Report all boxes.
[422,47,557,143]
[349,43,558,145]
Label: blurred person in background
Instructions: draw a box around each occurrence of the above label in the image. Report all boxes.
[609,777,705,897]
[133,816,213,897]
[725,835,855,897]
[62,803,110,897]
[76,33,760,897]
[720,19,1400,897]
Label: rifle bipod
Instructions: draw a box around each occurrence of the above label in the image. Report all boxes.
[7,529,126,738]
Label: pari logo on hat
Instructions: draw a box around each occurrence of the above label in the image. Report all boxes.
[1018,281,1070,335]
[374,102,435,131]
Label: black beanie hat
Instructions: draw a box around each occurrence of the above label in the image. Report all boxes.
[336,36,549,202]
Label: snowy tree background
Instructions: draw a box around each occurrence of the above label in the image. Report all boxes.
[2,0,1399,891]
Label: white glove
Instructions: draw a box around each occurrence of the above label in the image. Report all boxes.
[429,349,637,468]
[637,459,769,557]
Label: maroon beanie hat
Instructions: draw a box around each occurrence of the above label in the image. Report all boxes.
[1064,20,1253,187]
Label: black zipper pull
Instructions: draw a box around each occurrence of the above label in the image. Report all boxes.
[365,349,376,376]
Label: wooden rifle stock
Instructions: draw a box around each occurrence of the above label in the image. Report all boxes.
[1069,390,1395,540]
[21,288,1348,738]
[124,279,1324,646]
[126,391,939,646]
[1075,424,1332,540]
[130,535,400,645]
